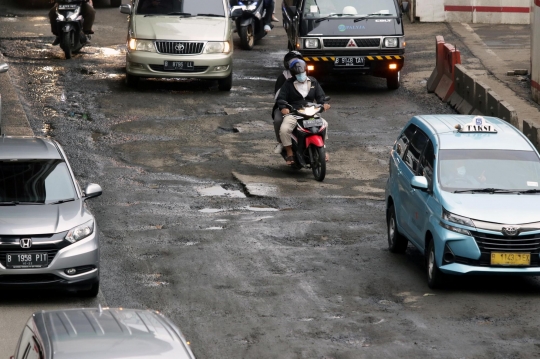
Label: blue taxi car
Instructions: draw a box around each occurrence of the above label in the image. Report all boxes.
[385,115,540,288]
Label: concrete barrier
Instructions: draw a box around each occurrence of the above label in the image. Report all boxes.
[499,100,518,126]
[523,120,538,148]
[427,36,446,93]
[448,64,465,108]
[456,69,476,115]
[471,81,490,115]
[434,43,461,102]
[486,90,501,117]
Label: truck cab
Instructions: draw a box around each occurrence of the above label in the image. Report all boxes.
[282,0,409,89]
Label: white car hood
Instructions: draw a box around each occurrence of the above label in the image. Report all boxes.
[133,16,227,41]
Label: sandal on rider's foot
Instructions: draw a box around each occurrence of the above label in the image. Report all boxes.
[285,156,295,165]
[84,30,94,35]
[325,153,329,162]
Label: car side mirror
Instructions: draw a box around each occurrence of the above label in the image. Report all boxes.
[231,6,243,18]
[401,1,410,13]
[0,63,8,74]
[120,4,132,14]
[411,176,428,191]
[84,183,103,199]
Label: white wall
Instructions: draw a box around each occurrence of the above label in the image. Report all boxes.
[416,0,531,24]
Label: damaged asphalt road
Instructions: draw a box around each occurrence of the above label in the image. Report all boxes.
[2,2,540,358]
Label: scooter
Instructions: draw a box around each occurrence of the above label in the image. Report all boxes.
[277,99,329,182]
[231,1,272,50]
[54,0,90,59]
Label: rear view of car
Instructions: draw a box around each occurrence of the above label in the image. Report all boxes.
[0,137,102,296]
[120,0,234,91]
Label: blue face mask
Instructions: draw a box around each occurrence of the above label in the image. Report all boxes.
[295,72,307,82]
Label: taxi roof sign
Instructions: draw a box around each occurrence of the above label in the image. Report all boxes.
[455,116,497,133]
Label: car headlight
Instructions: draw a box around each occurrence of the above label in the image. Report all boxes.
[203,41,231,54]
[304,38,320,49]
[441,209,474,235]
[128,39,156,52]
[66,220,94,243]
[384,38,398,48]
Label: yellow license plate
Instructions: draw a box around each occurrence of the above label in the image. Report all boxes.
[490,252,531,266]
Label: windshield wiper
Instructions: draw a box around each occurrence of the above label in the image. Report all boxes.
[454,188,515,194]
[196,13,224,17]
[518,189,540,194]
[315,13,352,23]
[167,12,192,16]
[354,13,393,22]
[0,201,44,206]
[48,198,75,205]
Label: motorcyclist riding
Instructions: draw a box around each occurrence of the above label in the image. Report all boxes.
[276,59,331,166]
[272,50,304,154]
[48,0,96,45]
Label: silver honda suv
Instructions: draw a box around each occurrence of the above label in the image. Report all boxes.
[0,136,102,296]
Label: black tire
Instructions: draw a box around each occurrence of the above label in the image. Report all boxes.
[60,33,72,60]
[387,71,400,90]
[311,146,326,182]
[387,205,408,253]
[426,240,445,289]
[239,25,254,50]
[78,281,99,298]
[110,0,122,6]
[126,73,139,87]
[218,72,232,91]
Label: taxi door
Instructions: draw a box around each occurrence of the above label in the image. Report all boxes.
[399,129,430,247]
[407,139,436,251]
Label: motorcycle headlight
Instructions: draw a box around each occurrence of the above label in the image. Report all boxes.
[246,3,258,11]
[128,39,156,52]
[304,38,320,49]
[384,38,398,48]
[203,41,231,54]
[66,220,94,243]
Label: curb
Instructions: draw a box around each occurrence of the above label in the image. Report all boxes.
[0,53,33,136]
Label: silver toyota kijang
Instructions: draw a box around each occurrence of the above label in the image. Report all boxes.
[0,136,102,296]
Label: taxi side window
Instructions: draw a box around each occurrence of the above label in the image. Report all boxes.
[404,129,429,173]
[395,124,417,159]
[420,141,435,186]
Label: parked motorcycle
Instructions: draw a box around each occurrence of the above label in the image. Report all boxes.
[277,99,330,182]
[231,1,271,50]
[54,0,90,59]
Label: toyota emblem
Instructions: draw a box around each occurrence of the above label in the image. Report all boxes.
[502,226,519,236]
[175,43,185,51]
[20,238,32,248]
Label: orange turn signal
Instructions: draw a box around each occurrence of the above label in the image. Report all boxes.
[389,63,397,70]
[307,65,315,71]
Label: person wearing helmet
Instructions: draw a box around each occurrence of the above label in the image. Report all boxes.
[271,51,304,154]
[48,0,95,45]
[276,59,331,165]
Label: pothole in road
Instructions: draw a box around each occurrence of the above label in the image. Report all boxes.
[197,185,246,198]
[198,206,280,213]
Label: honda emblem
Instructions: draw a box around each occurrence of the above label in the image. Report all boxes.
[20,238,32,248]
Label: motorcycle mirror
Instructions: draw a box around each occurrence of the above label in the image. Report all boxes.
[0,63,8,74]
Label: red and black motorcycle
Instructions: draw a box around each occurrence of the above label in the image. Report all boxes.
[277,99,329,182]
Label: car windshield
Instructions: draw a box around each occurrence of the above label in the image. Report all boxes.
[302,0,398,18]
[0,160,77,204]
[438,149,540,192]
[136,0,225,16]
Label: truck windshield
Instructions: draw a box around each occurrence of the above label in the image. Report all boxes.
[137,0,225,16]
[303,0,398,18]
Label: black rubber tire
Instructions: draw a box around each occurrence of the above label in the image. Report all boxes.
[427,240,445,289]
[387,71,400,90]
[78,281,99,298]
[218,72,233,91]
[239,25,254,50]
[126,73,139,87]
[110,0,122,7]
[61,33,72,60]
[311,146,326,182]
[387,205,408,253]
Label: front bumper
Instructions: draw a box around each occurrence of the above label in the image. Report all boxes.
[126,51,233,79]
[303,53,404,77]
[0,232,99,289]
